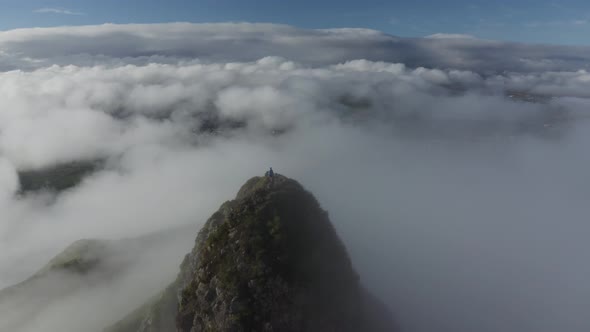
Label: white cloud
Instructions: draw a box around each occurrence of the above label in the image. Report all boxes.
[34,8,84,16]
[0,23,589,73]
[524,19,590,28]
[425,33,476,39]
[389,18,400,25]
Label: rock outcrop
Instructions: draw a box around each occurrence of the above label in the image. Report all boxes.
[108,175,396,331]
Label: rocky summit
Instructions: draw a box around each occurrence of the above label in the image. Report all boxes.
[108,174,396,331]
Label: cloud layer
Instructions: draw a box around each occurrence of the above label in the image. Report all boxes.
[34,8,84,16]
[0,23,590,332]
[1,23,590,73]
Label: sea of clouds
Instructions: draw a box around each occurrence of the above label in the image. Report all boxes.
[1,23,590,332]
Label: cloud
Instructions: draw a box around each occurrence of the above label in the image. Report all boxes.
[524,19,590,28]
[425,33,476,39]
[34,8,84,16]
[1,23,590,332]
[0,23,590,73]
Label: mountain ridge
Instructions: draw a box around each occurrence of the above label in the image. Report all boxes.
[107,174,396,332]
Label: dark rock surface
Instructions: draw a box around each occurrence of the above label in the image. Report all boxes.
[107,175,396,332]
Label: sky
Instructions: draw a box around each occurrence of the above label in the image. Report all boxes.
[1,0,590,45]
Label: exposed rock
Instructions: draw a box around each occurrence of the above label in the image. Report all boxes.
[105,282,179,332]
[107,175,397,332]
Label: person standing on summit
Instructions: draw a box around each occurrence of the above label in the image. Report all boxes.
[265,167,275,186]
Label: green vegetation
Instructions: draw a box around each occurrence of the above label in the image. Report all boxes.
[35,239,109,276]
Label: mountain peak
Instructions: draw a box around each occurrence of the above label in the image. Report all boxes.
[176,174,364,331]
[235,174,297,200]
[106,175,396,332]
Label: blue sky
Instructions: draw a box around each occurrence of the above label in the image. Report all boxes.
[1,0,590,45]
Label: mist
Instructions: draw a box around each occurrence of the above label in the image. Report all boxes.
[1,23,590,332]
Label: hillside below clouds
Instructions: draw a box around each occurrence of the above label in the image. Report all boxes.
[0,225,198,332]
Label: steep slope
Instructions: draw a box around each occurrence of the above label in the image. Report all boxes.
[0,239,116,332]
[0,226,196,332]
[108,175,396,332]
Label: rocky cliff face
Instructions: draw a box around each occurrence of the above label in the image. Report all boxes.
[176,175,364,331]
[108,175,396,332]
